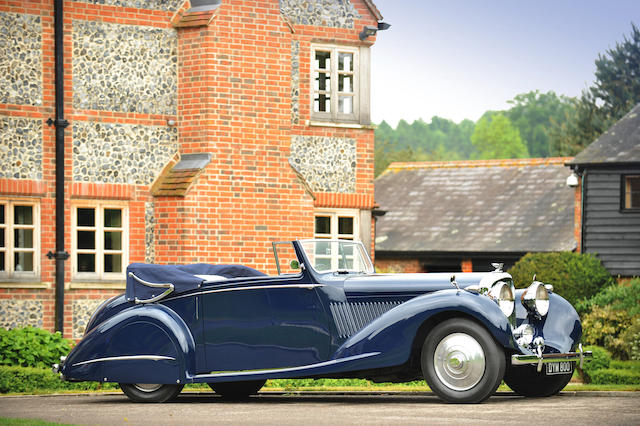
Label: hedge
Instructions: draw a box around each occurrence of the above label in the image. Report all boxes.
[507,252,614,307]
[0,365,117,394]
[589,368,640,385]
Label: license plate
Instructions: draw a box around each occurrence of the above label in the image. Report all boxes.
[546,361,573,375]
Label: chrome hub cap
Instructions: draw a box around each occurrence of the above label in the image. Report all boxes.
[133,383,162,392]
[433,332,485,391]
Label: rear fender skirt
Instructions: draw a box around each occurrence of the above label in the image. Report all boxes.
[332,289,518,369]
[61,304,196,384]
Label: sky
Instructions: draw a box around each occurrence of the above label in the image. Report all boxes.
[370,0,640,127]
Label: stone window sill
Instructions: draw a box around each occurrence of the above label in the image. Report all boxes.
[68,281,126,290]
[0,281,49,289]
[308,120,376,130]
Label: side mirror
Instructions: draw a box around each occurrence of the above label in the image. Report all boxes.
[290,259,300,270]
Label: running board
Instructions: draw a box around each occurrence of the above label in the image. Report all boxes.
[191,352,380,383]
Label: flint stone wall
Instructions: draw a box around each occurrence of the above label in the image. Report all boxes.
[0,12,42,106]
[73,0,183,11]
[72,20,177,115]
[0,116,43,180]
[72,299,106,339]
[0,300,43,329]
[72,121,178,184]
[289,136,356,193]
[280,0,360,28]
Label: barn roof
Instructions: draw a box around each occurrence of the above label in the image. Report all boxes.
[568,103,640,166]
[374,158,577,254]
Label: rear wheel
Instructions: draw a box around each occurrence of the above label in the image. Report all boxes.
[119,383,184,403]
[504,363,574,397]
[209,380,266,400]
[421,318,505,403]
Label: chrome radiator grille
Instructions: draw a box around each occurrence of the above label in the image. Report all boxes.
[329,301,403,338]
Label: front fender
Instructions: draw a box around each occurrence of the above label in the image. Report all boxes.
[514,290,582,354]
[333,289,518,368]
[61,304,196,384]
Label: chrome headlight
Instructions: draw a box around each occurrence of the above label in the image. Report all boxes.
[489,281,515,317]
[521,281,549,317]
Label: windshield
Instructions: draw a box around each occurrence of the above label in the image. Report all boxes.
[300,240,374,274]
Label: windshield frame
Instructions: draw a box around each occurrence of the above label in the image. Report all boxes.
[298,239,374,275]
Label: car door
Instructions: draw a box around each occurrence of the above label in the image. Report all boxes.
[201,280,276,372]
[201,276,331,372]
[265,281,332,366]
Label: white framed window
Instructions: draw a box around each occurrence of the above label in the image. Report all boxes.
[622,175,640,210]
[0,200,40,280]
[311,45,370,124]
[313,209,360,271]
[72,202,128,281]
[314,209,360,240]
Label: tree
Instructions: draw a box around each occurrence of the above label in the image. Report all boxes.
[549,23,640,154]
[471,113,529,159]
[504,90,574,157]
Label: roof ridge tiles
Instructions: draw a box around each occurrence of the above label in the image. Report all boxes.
[386,157,575,172]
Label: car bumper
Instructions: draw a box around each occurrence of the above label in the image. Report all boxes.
[511,343,592,372]
[52,355,66,379]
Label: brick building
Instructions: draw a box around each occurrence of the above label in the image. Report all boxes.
[0,0,384,338]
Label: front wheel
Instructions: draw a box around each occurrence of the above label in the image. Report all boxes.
[421,318,505,403]
[209,380,266,400]
[504,364,573,397]
[119,383,184,403]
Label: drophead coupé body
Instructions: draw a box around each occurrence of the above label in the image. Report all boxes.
[55,240,592,403]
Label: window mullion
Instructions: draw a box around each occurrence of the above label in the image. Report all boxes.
[97,207,104,280]
[331,48,339,121]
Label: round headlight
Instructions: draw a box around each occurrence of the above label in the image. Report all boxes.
[489,281,515,317]
[521,281,549,317]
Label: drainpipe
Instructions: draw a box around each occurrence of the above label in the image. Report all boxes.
[46,0,70,334]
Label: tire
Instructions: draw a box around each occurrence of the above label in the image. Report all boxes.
[421,318,505,404]
[209,380,266,400]
[504,363,574,397]
[119,383,184,403]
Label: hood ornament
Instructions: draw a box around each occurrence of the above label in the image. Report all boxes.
[492,263,504,272]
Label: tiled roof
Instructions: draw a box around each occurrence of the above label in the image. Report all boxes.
[568,103,640,166]
[152,153,211,197]
[374,157,577,254]
[363,0,383,20]
[171,0,221,28]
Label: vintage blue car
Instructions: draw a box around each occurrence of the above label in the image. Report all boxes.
[54,240,592,403]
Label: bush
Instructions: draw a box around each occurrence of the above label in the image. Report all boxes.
[581,307,638,360]
[579,346,611,383]
[610,360,640,372]
[0,327,73,369]
[589,368,640,385]
[575,278,640,316]
[507,252,614,307]
[621,316,640,361]
[0,365,117,394]
[578,280,640,359]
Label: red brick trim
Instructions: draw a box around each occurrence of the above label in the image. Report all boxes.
[0,179,46,196]
[314,193,374,209]
[172,10,217,28]
[71,182,133,200]
[387,157,575,172]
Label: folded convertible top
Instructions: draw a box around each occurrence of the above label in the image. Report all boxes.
[126,263,267,302]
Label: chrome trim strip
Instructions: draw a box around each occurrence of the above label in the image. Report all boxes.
[511,350,593,367]
[169,283,324,300]
[129,272,175,304]
[72,355,175,367]
[195,352,380,380]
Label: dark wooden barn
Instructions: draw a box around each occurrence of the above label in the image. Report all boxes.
[567,103,640,277]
